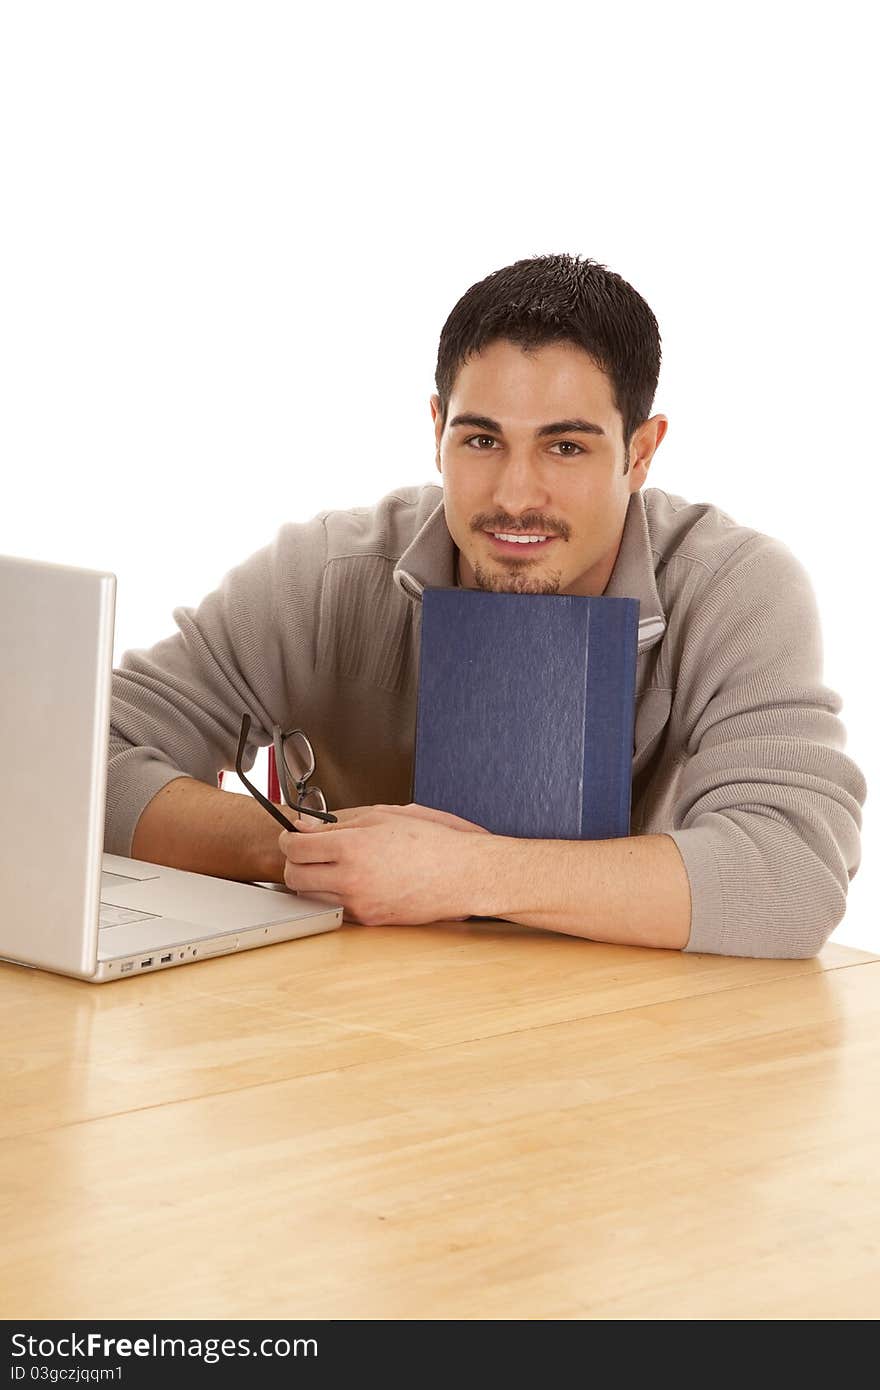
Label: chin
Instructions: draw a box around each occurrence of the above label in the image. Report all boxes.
[471,563,563,596]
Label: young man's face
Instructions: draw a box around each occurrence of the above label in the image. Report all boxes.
[432,339,667,596]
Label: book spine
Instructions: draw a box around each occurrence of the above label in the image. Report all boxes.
[580,600,638,839]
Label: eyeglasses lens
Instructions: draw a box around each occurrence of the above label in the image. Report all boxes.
[297,786,328,813]
[283,731,314,784]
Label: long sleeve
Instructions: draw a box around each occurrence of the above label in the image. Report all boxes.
[664,536,866,958]
[104,514,328,857]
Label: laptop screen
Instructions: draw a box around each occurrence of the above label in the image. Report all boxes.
[0,554,115,976]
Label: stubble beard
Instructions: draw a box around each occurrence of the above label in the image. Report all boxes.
[465,510,571,596]
[471,562,564,595]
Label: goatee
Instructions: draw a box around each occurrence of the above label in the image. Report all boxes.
[472,563,563,595]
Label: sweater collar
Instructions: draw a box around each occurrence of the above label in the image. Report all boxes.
[394,490,666,654]
[602,490,667,651]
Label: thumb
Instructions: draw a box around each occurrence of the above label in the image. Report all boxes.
[278,816,332,853]
[291,812,331,831]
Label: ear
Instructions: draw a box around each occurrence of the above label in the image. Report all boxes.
[628,415,668,491]
[430,394,443,474]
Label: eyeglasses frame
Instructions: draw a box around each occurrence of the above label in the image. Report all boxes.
[234,713,337,830]
[271,723,329,817]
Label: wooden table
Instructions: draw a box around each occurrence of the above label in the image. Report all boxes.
[2,922,879,1320]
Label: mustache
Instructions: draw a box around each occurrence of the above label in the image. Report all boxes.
[470,512,571,541]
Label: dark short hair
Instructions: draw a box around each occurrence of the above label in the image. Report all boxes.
[435,253,662,466]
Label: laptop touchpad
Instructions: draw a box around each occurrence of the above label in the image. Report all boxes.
[100,872,304,929]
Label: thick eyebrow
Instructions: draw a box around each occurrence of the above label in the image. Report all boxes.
[448,412,606,438]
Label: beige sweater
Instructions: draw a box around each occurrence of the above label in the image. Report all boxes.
[106,484,867,958]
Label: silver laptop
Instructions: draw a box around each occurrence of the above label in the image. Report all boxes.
[0,553,342,983]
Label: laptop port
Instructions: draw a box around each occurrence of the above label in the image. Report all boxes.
[120,961,134,973]
[160,953,173,964]
[140,957,154,968]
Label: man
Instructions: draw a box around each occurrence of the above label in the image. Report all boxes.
[107,253,867,957]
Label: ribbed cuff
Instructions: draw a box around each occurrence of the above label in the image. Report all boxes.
[665,824,727,955]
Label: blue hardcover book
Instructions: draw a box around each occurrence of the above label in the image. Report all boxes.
[413,589,639,840]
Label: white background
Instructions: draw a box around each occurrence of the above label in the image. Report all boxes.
[1,1,876,949]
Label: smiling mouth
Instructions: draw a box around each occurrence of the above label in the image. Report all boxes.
[484,530,558,555]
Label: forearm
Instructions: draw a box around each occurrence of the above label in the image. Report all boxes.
[473,832,692,950]
[130,777,287,884]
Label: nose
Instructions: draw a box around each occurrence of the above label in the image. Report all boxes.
[490,452,551,518]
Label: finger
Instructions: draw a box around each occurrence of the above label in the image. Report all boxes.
[281,830,350,864]
[283,860,345,895]
[375,802,448,823]
[289,814,337,833]
[288,805,373,833]
[391,802,491,834]
[279,824,342,856]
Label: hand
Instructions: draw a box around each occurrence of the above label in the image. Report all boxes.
[278,802,492,926]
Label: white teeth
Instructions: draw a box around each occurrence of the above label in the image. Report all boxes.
[493,533,549,544]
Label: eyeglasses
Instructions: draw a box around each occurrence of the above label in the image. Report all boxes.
[234,713,337,832]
